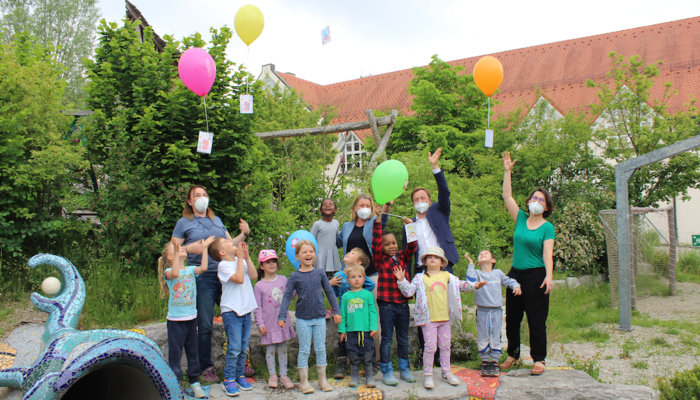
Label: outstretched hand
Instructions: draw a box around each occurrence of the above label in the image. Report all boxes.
[429,147,442,169]
[393,266,406,282]
[474,281,487,290]
[239,219,250,236]
[502,151,517,172]
[201,235,215,249]
[464,252,474,265]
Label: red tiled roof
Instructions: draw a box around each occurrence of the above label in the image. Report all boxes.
[279,16,700,141]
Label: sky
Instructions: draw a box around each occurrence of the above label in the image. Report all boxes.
[100,0,700,85]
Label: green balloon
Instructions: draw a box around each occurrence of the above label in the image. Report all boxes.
[372,160,409,204]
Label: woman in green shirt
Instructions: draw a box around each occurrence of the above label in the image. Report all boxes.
[500,152,555,376]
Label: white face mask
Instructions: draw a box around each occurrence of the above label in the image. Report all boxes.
[414,202,430,214]
[528,202,544,215]
[194,197,209,213]
[356,207,372,220]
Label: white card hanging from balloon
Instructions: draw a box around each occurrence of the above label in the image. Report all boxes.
[197,131,213,154]
[405,223,418,243]
[485,129,494,148]
[321,26,331,45]
[240,94,253,114]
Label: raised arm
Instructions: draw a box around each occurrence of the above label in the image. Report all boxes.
[430,148,451,216]
[371,216,384,266]
[502,152,519,223]
[231,219,251,246]
[465,252,477,282]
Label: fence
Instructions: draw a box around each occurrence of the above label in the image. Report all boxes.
[599,206,677,309]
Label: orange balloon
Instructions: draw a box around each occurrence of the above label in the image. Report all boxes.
[473,56,504,97]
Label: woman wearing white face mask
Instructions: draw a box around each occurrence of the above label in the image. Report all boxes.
[335,193,391,370]
[500,152,555,376]
[171,185,251,383]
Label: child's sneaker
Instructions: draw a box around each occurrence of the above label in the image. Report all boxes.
[490,361,500,377]
[190,382,206,398]
[235,376,253,391]
[442,372,460,386]
[480,361,490,377]
[244,357,257,377]
[268,375,278,388]
[280,375,295,389]
[223,379,240,397]
[423,374,435,389]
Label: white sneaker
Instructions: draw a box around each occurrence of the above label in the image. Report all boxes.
[424,374,435,389]
[442,372,460,386]
[191,382,206,398]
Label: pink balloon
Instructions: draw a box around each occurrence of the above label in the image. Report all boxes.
[178,48,216,97]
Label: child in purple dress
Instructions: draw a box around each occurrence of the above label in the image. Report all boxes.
[254,249,296,389]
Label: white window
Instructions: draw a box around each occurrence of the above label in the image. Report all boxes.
[340,131,365,173]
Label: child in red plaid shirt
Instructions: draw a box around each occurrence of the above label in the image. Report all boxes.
[372,205,417,386]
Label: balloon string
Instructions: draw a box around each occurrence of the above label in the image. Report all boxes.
[487,97,491,130]
[246,46,250,95]
[204,96,209,132]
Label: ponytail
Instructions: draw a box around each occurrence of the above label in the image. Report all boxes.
[157,243,174,299]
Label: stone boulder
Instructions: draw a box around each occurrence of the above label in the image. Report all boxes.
[495,368,658,399]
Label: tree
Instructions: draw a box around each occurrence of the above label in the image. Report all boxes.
[387,55,489,155]
[0,32,87,258]
[84,19,267,268]
[587,52,700,207]
[0,0,101,106]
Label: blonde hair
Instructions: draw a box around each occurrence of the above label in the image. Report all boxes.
[350,193,376,221]
[157,242,174,299]
[182,185,216,221]
[294,239,316,256]
[349,247,370,268]
[345,264,366,277]
[208,237,226,262]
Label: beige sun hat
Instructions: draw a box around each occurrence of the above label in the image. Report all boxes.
[420,246,448,267]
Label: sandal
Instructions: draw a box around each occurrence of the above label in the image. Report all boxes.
[500,357,520,369]
[531,361,546,376]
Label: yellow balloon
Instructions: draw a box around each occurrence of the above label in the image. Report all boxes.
[234,5,264,46]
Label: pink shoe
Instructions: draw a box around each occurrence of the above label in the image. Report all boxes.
[280,375,295,389]
[268,375,278,388]
[325,309,332,319]
[200,366,219,384]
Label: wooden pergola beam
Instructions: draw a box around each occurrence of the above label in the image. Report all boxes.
[255,111,397,139]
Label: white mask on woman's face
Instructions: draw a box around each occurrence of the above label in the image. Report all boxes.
[356,207,372,220]
[414,202,430,214]
[528,201,544,215]
[194,197,209,213]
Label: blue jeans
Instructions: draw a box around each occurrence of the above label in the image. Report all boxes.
[296,317,327,368]
[222,311,251,380]
[378,300,410,364]
[197,271,222,370]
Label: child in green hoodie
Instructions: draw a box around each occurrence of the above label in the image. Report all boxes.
[338,264,378,388]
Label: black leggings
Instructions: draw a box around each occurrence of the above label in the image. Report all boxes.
[505,267,549,363]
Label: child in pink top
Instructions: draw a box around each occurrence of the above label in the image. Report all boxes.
[254,249,296,389]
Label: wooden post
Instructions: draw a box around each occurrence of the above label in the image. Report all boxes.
[366,109,382,146]
[255,112,397,139]
[369,110,399,165]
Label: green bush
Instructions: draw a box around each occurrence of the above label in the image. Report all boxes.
[451,328,479,362]
[658,364,700,400]
[551,201,607,275]
[678,250,700,275]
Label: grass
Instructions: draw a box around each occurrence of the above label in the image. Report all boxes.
[547,283,618,344]
[632,360,649,369]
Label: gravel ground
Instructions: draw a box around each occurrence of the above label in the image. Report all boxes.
[548,281,700,388]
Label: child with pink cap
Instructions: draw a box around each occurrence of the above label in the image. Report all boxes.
[253,249,296,389]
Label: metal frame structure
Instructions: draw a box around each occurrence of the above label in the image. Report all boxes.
[616,133,700,330]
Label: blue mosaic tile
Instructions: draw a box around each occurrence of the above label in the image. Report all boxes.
[0,254,191,399]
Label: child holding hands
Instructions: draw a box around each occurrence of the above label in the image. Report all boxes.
[338,264,378,388]
[209,239,258,397]
[465,251,521,377]
[253,249,296,389]
[394,247,487,389]
[158,236,215,398]
[278,240,341,394]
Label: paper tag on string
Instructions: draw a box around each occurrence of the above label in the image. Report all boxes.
[321,26,331,45]
[405,223,418,243]
[197,131,213,154]
[485,129,494,148]
[240,95,253,114]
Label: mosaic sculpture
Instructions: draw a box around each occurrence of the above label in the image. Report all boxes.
[0,254,198,400]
